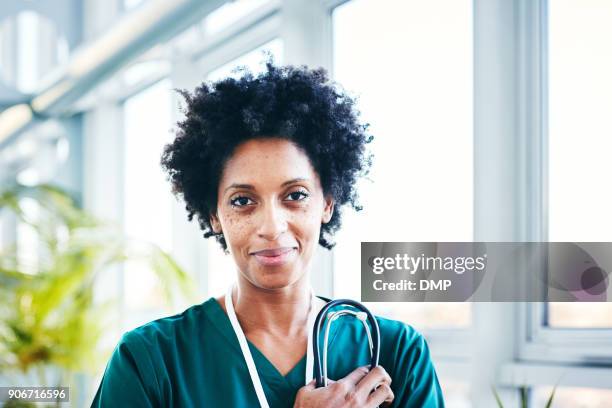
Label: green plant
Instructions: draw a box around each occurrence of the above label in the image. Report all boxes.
[0,183,196,391]
[492,384,557,408]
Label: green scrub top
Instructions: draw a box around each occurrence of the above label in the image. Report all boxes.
[91,296,445,407]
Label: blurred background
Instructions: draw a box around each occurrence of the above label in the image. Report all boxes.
[0,0,611,407]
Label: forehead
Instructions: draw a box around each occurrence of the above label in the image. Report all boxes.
[219,138,318,188]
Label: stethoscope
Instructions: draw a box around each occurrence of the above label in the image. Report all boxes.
[225,284,381,408]
[312,298,380,388]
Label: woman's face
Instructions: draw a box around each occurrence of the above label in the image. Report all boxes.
[210,138,334,290]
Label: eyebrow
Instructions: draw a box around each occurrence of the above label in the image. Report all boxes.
[224,178,310,194]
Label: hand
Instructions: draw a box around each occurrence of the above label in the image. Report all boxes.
[293,365,394,408]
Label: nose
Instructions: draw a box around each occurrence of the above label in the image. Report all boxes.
[257,200,288,241]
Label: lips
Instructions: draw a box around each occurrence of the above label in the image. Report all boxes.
[251,247,295,256]
[251,247,296,266]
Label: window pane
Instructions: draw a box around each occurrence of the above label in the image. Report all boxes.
[370,303,471,330]
[549,0,612,243]
[206,38,283,82]
[548,0,612,328]
[332,0,472,328]
[548,303,612,328]
[123,0,148,11]
[203,0,271,35]
[205,40,283,296]
[533,386,612,408]
[16,11,38,93]
[0,11,68,93]
[123,78,174,321]
[207,241,238,297]
[439,379,470,408]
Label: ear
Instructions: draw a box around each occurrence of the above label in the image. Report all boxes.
[321,196,335,224]
[209,210,222,234]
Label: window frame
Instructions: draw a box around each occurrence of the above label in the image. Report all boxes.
[473,0,612,404]
[520,302,612,364]
[514,0,612,366]
[193,0,282,73]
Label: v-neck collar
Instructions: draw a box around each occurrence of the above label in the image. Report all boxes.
[203,295,342,389]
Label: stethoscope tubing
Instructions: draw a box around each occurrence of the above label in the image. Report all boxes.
[312,299,381,388]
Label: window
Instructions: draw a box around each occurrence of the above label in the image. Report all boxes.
[122,78,174,329]
[532,386,612,408]
[518,0,612,369]
[331,0,473,330]
[439,379,470,408]
[123,0,148,11]
[547,0,612,329]
[547,303,612,328]
[206,38,283,83]
[203,0,271,35]
[0,10,69,93]
[16,11,38,93]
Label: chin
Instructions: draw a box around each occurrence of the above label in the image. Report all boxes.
[251,266,303,290]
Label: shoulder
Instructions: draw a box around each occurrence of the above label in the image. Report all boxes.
[373,316,446,406]
[117,299,212,355]
[126,299,211,338]
[92,299,219,407]
[376,316,444,407]
[375,314,425,351]
[373,315,435,378]
[333,310,430,371]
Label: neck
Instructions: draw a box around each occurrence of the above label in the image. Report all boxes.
[231,275,313,338]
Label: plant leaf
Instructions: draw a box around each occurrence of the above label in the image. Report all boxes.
[491,385,505,408]
[520,386,528,408]
[0,183,196,376]
[545,381,559,408]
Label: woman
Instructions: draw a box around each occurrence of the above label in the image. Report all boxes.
[91,62,445,407]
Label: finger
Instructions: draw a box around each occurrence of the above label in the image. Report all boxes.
[302,379,317,390]
[306,377,335,390]
[355,366,392,395]
[366,382,394,408]
[339,365,370,387]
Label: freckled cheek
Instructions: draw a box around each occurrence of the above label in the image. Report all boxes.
[222,212,256,251]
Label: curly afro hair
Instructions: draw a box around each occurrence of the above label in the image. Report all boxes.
[160,59,373,252]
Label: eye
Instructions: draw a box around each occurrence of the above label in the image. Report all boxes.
[230,196,255,207]
[286,190,309,202]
